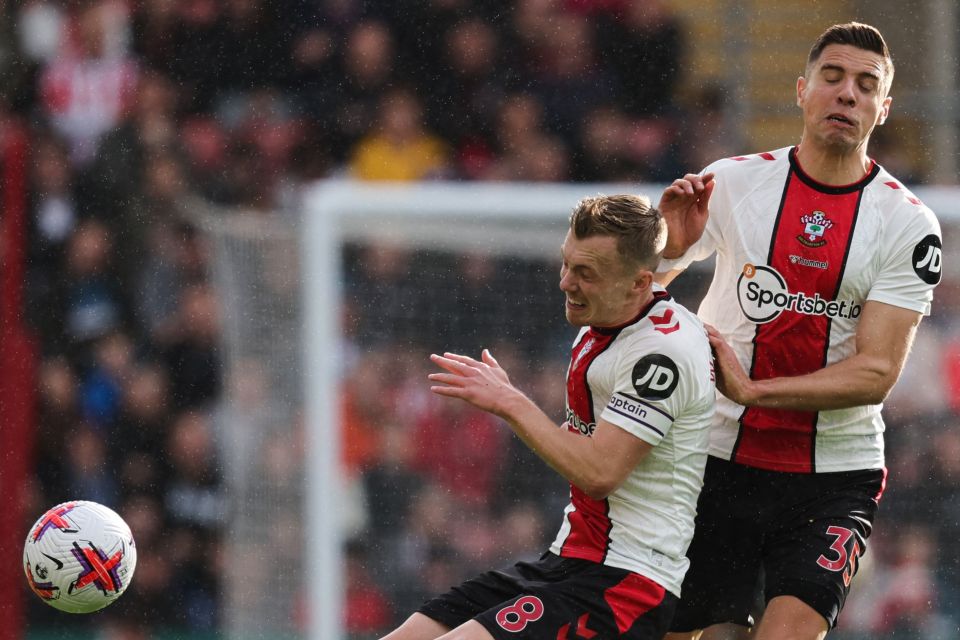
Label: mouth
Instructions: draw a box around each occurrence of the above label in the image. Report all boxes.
[566,298,586,310]
[826,113,855,127]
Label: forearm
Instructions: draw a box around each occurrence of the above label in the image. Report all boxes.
[428,351,643,498]
[653,268,683,287]
[741,352,896,411]
[499,394,618,498]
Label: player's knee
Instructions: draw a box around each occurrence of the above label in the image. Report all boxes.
[436,620,496,640]
[379,612,452,640]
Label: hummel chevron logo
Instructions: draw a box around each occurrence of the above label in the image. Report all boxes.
[557,613,598,639]
[650,309,680,334]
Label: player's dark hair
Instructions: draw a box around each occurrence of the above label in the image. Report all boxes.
[569,194,666,271]
[807,22,894,89]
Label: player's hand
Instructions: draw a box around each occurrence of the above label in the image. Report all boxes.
[428,349,521,419]
[706,324,756,405]
[658,172,715,259]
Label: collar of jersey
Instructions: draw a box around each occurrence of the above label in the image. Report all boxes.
[589,289,672,335]
[789,146,880,194]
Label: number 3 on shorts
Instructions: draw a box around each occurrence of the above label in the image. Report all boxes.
[495,595,545,633]
[816,525,860,586]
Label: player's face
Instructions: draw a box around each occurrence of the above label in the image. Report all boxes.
[797,44,892,154]
[559,231,641,328]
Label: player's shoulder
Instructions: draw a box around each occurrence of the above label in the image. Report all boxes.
[867,165,940,229]
[704,146,792,178]
[621,291,710,360]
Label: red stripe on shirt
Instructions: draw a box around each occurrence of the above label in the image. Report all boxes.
[734,157,865,472]
[559,330,617,562]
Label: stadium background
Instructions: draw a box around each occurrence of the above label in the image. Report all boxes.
[0,0,958,638]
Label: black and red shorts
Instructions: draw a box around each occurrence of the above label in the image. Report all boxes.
[669,456,885,632]
[419,552,677,639]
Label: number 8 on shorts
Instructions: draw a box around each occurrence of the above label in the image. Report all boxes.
[495,595,545,632]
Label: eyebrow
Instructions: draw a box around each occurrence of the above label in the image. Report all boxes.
[820,63,881,83]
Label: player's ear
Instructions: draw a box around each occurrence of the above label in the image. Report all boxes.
[635,270,653,293]
[877,95,892,125]
[796,76,807,107]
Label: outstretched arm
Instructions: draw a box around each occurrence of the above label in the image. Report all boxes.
[429,350,652,499]
[709,301,922,411]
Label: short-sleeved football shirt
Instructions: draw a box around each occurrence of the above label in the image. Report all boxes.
[549,286,716,596]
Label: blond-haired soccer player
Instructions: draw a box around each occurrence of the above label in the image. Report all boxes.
[381,194,715,639]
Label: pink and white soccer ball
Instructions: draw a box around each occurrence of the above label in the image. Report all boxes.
[23,501,137,613]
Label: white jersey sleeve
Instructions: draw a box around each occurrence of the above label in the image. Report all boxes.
[863,180,941,315]
[599,327,711,447]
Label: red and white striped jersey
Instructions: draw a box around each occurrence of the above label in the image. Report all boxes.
[548,287,715,596]
[661,146,942,474]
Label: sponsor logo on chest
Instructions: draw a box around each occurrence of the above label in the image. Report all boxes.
[737,263,861,324]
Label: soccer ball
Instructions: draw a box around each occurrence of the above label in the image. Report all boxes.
[23,501,137,613]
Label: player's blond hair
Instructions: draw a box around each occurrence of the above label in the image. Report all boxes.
[569,194,666,272]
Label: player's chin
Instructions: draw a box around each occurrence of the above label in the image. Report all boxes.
[822,130,862,152]
[564,305,589,326]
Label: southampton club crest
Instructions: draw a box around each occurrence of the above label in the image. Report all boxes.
[797,211,834,248]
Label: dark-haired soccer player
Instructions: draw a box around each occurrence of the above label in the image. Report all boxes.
[381,194,715,639]
[657,22,942,640]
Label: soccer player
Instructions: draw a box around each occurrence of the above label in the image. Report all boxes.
[380,194,715,640]
[655,22,943,640]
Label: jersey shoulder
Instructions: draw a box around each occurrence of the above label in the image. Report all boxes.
[867,166,941,233]
[704,146,792,179]
[615,297,714,407]
[703,147,793,208]
[620,296,710,366]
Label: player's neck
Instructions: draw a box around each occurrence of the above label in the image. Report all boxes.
[794,140,873,186]
[592,291,655,331]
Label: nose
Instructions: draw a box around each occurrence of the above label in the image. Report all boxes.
[836,78,856,106]
[559,270,575,292]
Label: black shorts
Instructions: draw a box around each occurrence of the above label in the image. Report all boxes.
[419,552,678,639]
[670,456,885,632]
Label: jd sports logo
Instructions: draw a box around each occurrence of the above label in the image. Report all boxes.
[632,354,679,400]
[912,234,942,285]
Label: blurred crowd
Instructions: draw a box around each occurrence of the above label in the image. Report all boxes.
[2,0,957,638]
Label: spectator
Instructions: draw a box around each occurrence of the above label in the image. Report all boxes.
[344,540,393,637]
[526,12,617,139]
[63,423,118,507]
[349,87,450,181]
[26,133,78,339]
[428,18,511,178]
[56,218,131,349]
[159,283,222,411]
[596,0,684,117]
[573,104,642,182]
[78,329,135,430]
[39,1,138,165]
[325,19,396,161]
[33,357,81,503]
[412,397,508,505]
